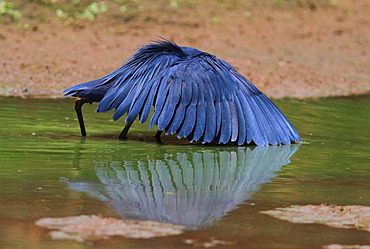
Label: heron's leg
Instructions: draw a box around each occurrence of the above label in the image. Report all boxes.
[75,99,87,137]
[154,130,163,144]
[118,120,135,140]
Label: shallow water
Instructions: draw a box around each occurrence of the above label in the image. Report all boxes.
[0,96,369,249]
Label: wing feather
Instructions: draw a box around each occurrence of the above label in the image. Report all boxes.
[109,83,137,120]
[228,99,239,142]
[202,70,217,143]
[166,102,186,134]
[192,103,206,141]
[125,79,157,123]
[233,96,246,145]
[149,75,173,128]
[236,91,266,145]
[215,101,222,141]
[177,104,196,138]
[157,77,181,130]
[139,77,161,123]
[219,99,232,144]
[192,71,206,142]
[177,76,198,138]
[251,95,279,145]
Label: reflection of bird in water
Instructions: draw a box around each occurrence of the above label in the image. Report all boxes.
[63,144,300,229]
[63,39,301,146]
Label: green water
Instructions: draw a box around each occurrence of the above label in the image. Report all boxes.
[0,96,369,249]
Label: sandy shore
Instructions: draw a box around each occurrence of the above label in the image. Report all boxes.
[1,0,369,99]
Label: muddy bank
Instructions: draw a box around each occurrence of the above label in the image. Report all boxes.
[0,0,369,99]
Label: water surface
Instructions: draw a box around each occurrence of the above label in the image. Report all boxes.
[0,96,369,249]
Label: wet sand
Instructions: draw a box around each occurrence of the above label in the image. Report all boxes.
[0,0,369,99]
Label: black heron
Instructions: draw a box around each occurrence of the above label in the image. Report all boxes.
[63,39,301,146]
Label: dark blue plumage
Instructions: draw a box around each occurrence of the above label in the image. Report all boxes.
[63,39,301,146]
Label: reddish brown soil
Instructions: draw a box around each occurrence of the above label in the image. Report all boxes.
[1,0,369,99]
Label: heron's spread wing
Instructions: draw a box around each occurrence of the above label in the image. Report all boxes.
[63,40,185,103]
[97,40,185,116]
[97,41,301,146]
